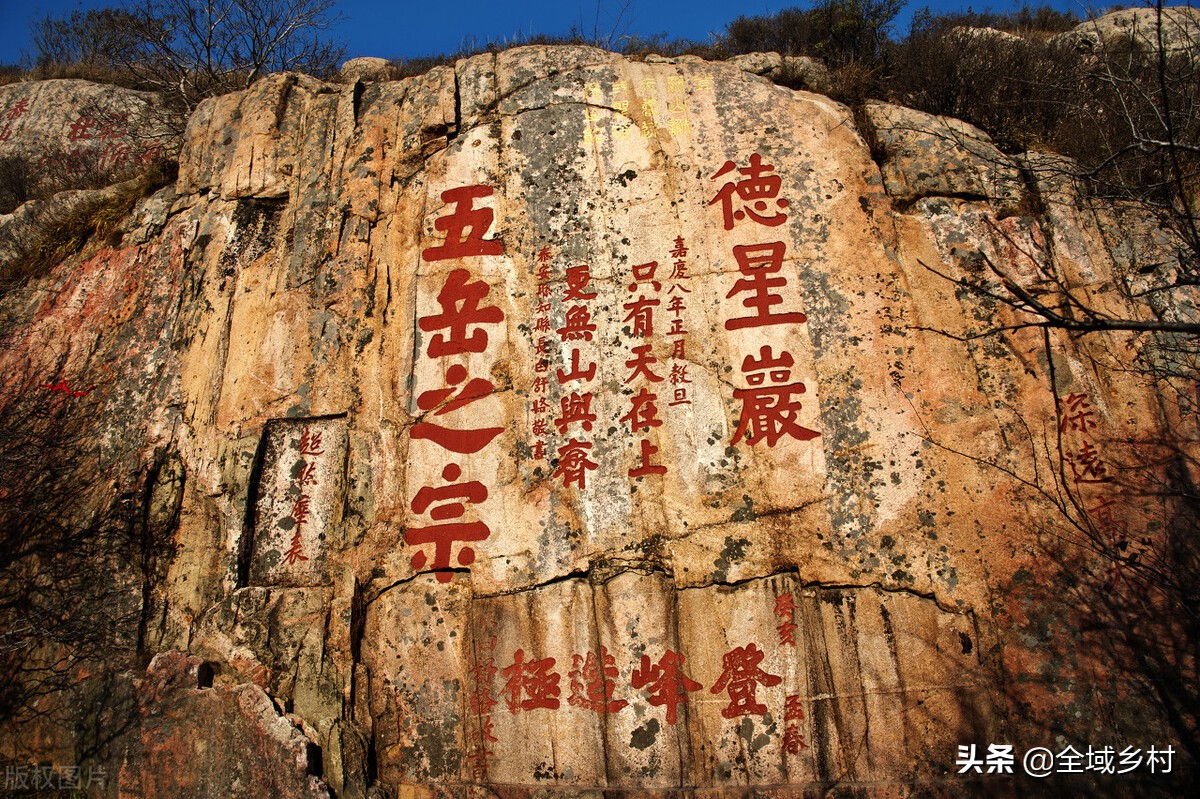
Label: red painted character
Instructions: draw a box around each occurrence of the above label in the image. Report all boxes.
[418,268,504,357]
[421,185,505,261]
[710,643,782,718]
[564,264,598,301]
[625,344,663,384]
[628,260,661,292]
[631,649,702,725]
[5,99,30,120]
[502,649,561,712]
[623,295,660,337]
[298,427,324,456]
[774,592,797,647]
[785,694,805,723]
[554,439,598,489]
[556,391,597,433]
[1065,442,1110,483]
[629,438,667,478]
[709,153,790,230]
[412,367,503,454]
[67,116,97,141]
[468,651,500,776]
[783,726,808,755]
[731,346,820,446]
[407,464,491,582]
[620,389,663,434]
[724,242,807,330]
[568,646,629,713]
[282,494,311,565]
[558,305,597,342]
[557,348,597,383]
[1059,392,1098,433]
[294,461,319,487]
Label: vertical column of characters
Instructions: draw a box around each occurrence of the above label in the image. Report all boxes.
[664,75,692,139]
[0,98,30,142]
[281,426,325,566]
[528,247,556,463]
[467,636,500,781]
[612,80,634,144]
[1057,392,1140,588]
[406,184,506,583]
[622,261,667,478]
[581,82,603,147]
[708,153,821,448]
[772,589,809,756]
[664,236,693,408]
[552,262,600,490]
[635,77,658,140]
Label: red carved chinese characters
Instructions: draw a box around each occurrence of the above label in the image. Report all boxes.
[725,243,807,330]
[421,185,505,261]
[467,638,500,780]
[38,378,93,398]
[1059,392,1097,433]
[731,346,820,446]
[631,649,702,724]
[554,439,598,489]
[407,463,490,579]
[709,154,790,231]
[502,649,561,712]
[552,259,600,489]
[528,248,555,463]
[710,643,781,718]
[709,154,820,448]
[408,194,507,581]
[1054,391,1144,592]
[666,236,693,406]
[283,425,322,566]
[568,647,629,713]
[783,694,808,754]
[419,268,504,357]
[0,98,30,142]
[622,261,667,478]
[774,592,797,647]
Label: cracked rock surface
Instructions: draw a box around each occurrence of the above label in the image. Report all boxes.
[0,44,1193,797]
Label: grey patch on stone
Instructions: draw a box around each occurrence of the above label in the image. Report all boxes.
[630,717,661,750]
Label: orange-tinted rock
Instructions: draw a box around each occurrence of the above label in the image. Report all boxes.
[0,32,1194,798]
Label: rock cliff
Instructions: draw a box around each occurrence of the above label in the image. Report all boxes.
[0,42,1195,798]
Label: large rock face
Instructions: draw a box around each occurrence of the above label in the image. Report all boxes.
[0,44,1194,797]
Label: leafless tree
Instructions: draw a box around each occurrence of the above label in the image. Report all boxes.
[0,375,161,728]
[902,5,1200,781]
[32,0,344,114]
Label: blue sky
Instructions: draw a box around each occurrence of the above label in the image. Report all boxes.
[0,1,1106,66]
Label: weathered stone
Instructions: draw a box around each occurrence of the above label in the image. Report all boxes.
[864,99,1026,211]
[1055,6,1200,57]
[111,652,332,799]
[0,80,177,208]
[728,51,783,76]
[0,42,1194,798]
[340,57,393,82]
[780,55,829,88]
